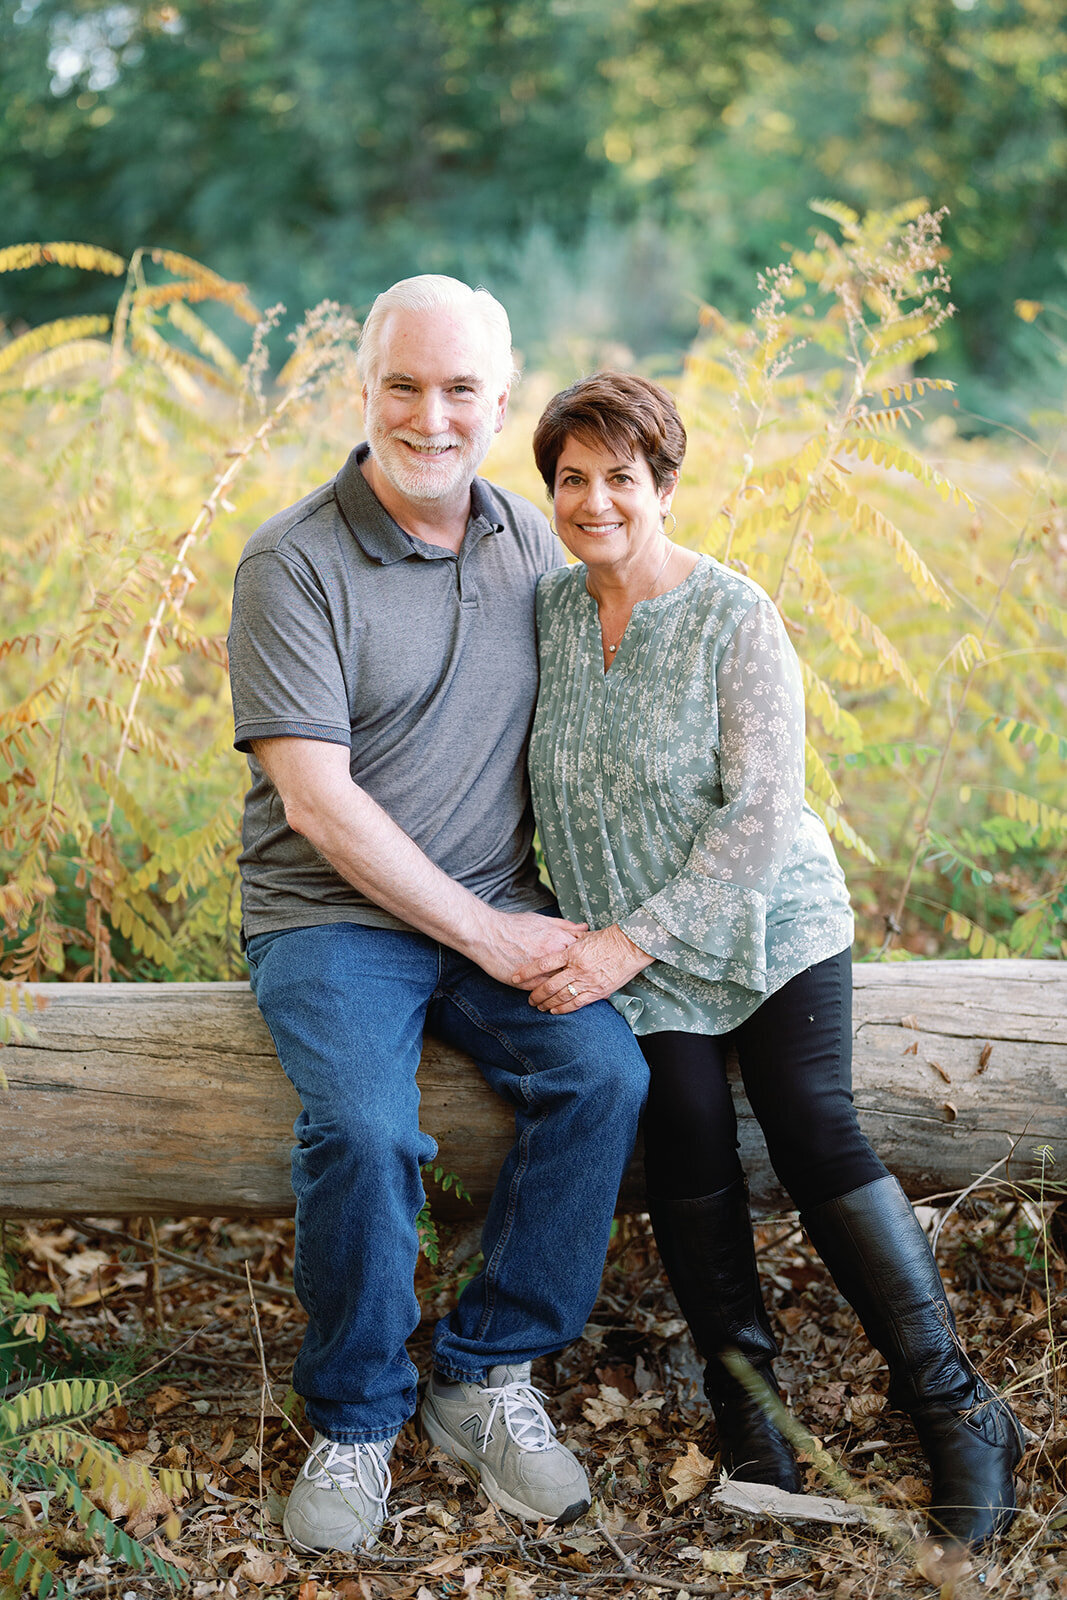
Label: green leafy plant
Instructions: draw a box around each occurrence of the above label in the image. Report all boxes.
[0,1253,190,1600]
[673,199,1065,957]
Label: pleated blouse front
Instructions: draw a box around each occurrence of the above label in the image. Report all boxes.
[528,554,854,1037]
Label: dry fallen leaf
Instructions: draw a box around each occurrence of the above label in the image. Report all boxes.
[848,1391,887,1420]
[235,1546,287,1585]
[582,1384,665,1431]
[926,1059,952,1084]
[900,1014,919,1029]
[702,1549,748,1574]
[148,1385,188,1417]
[977,1041,993,1073]
[422,1552,464,1575]
[662,1441,716,1509]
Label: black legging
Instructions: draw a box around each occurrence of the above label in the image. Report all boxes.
[639,949,888,1211]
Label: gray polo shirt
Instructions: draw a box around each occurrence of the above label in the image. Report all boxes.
[229,444,563,938]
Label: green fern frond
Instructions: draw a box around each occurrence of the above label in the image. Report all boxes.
[837,742,939,771]
[980,715,1067,760]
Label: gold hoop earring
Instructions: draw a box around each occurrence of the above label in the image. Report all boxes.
[550,516,558,535]
[663,510,677,537]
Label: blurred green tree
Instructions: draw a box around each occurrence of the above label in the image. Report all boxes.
[1,0,1064,380]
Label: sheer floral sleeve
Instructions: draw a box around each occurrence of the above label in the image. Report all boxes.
[617,599,805,993]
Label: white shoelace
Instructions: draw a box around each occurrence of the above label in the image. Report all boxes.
[302,1436,393,1512]
[479,1379,558,1452]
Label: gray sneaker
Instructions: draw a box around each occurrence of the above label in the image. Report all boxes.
[419,1363,590,1525]
[283,1431,395,1553]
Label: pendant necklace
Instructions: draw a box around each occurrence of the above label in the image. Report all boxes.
[601,543,674,655]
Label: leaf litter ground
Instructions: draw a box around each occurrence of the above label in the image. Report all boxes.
[4,1201,1065,1600]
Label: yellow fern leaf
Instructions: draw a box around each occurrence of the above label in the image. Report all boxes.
[827,487,951,607]
[805,739,843,806]
[0,315,110,377]
[809,198,861,234]
[998,788,1067,836]
[838,435,974,509]
[866,334,940,380]
[796,546,926,699]
[879,378,956,404]
[19,339,113,388]
[939,632,986,676]
[147,247,260,322]
[681,352,737,392]
[799,659,863,749]
[943,911,1011,959]
[167,300,243,379]
[0,241,126,275]
[807,794,878,862]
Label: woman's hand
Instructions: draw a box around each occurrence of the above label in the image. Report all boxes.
[511,924,654,1012]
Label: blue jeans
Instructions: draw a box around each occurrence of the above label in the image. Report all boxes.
[246,921,648,1443]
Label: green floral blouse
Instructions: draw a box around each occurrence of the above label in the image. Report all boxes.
[529,554,854,1036]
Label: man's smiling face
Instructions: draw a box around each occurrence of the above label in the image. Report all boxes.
[362,305,509,507]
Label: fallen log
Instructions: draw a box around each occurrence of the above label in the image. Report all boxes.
[2,961,1064,1219]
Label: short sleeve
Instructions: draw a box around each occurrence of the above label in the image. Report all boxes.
[229,549,352,752]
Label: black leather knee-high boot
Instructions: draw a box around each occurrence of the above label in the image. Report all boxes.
[648,1178,800,1490]
[802,1174,1025,1548]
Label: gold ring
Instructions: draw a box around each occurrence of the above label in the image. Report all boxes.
[567,983,577,997]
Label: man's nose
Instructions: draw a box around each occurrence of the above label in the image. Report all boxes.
[414,390,448,435]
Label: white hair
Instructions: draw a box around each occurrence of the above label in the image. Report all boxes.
[358,274,518,396]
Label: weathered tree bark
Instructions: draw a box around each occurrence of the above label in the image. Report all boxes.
[2,961,1064,1220]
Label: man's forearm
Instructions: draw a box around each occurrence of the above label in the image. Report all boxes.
[251,738,579,980]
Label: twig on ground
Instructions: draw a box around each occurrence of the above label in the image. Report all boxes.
[62,1217,298,1297]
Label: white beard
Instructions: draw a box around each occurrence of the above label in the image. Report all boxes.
[364,405,495,505]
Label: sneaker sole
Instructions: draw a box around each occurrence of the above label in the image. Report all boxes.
[419,1406,589,1526]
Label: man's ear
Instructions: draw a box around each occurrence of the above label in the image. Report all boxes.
[493,385,511,435]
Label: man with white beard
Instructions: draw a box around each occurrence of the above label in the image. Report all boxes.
[227,276,648,1554]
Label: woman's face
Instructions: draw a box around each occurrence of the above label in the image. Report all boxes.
[552,435,674,570]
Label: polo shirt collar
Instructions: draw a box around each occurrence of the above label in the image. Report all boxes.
[335,444,504,565]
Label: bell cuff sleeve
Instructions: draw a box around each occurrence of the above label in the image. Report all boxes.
[616,598,806,996]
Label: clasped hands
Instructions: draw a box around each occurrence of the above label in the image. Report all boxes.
[511,922,653,1013]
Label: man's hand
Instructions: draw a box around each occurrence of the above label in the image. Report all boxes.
[511,924,654,1013]
[471,910,588,986]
